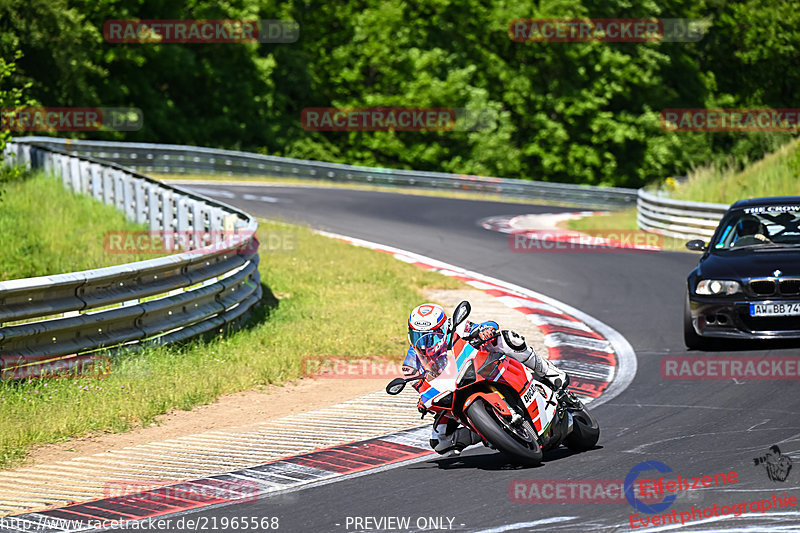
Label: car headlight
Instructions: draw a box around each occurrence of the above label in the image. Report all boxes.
[696,279,741,295]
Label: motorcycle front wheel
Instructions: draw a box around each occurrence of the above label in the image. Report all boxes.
[465,398,542,465]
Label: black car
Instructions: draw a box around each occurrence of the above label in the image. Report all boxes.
[684,196,800,349]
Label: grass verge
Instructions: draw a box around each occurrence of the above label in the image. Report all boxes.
[669,136,800,204]
[0,172,164,281]
[0,219,462,469]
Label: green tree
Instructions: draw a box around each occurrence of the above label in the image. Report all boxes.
[0,0,796,187]
[0,49,34,184]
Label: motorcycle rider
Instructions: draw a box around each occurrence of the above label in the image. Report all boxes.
[403,302,569,456]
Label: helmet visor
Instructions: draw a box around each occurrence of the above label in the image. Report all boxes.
[409,327,443,347]
[410,331,449,378]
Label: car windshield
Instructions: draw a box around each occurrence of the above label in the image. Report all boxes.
[412,332,450,379]
[712,208,800,250]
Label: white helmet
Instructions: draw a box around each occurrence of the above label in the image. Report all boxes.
[408,303,449,359]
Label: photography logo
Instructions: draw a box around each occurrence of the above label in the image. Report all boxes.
[624,460,677,513]
[754,445,793,482]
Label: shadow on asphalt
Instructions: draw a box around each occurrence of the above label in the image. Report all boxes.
[414,445,604,471]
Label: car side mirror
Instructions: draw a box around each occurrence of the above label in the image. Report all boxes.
[685,240,707,252]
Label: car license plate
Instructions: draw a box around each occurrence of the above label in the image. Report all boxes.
[750,303,800,317]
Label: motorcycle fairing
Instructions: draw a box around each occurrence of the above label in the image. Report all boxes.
[518,378,556,434]
[419,337,478,409]
[462,390,512,415]
[419,334,558,439]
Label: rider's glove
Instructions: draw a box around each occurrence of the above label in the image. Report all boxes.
[471,325,497,346]
[479,325,497,341]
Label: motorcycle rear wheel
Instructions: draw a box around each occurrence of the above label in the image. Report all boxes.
[564,406,600,451]
[465,398,542,465]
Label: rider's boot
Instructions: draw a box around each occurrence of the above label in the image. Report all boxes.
[430,413,481,456]
[494,330,569,391]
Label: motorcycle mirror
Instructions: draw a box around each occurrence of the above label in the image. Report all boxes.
[448,301,472,350]
[386,378,406,395]
[452,301,471,328]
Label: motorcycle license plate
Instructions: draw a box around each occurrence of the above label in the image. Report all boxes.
[750,302,800,317]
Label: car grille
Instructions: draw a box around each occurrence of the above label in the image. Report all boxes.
[748,278,800,297]
[749,280,776,295]
[780,279,800,295]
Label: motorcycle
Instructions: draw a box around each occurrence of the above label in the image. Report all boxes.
[386,300,600,465]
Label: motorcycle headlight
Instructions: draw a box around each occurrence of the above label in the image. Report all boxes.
[696,279,741,295]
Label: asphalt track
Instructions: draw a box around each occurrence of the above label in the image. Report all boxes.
[172,184,800,532]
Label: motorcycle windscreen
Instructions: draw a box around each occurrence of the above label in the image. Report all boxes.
[412,331,449,379]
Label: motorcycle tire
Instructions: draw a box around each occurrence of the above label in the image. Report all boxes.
[564,406,600,451]
[465,398,542,465]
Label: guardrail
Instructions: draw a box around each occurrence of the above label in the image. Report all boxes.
[637,188,729,241]
[0,140,262,378]
[13,137,639,209]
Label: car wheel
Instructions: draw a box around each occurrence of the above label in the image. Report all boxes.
[684,294,711,350]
